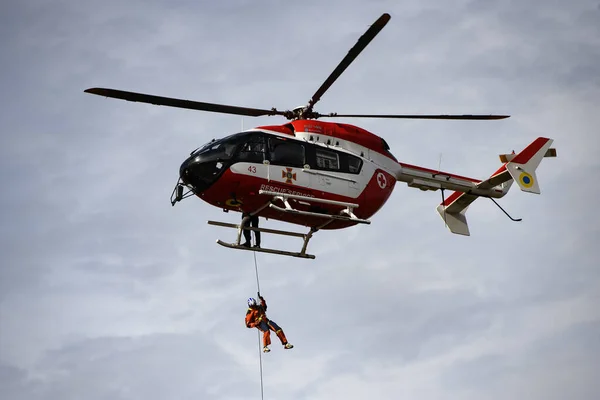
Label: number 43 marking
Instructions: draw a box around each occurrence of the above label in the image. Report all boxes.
[248,166,257,173]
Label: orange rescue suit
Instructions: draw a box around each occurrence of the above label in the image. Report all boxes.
[245,297,267,328]
[245,296,289,348]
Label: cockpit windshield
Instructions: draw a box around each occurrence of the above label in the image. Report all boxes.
[191,133,248,160]
[198,140,237,159]
[191,139,216,155]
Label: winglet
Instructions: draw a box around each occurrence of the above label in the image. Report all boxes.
[436,204,470,236]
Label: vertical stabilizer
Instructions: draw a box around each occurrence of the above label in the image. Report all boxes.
[505,137,555,194]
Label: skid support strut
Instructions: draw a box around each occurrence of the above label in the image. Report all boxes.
[208,191,371,259]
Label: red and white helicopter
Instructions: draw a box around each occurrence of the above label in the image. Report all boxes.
[85,13,556,259]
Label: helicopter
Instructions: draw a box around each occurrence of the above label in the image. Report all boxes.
[84,13,556,259]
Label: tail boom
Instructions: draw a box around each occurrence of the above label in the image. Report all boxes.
[395,163,507,199]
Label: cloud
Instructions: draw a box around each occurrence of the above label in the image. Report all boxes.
[0,333,258,400]
[1,0,599,399]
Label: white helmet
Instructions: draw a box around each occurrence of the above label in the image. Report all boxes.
[248,298,257,307]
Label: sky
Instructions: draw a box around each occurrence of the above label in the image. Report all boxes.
[1,0,599,399]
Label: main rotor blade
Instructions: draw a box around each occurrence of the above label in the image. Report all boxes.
[318,113,510,120]
[305,13,391,112]
[84,88,287,118]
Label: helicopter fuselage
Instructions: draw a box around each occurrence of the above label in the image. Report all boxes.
[179,120,399,229]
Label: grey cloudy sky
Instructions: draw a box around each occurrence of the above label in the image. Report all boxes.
[1,0,599,399]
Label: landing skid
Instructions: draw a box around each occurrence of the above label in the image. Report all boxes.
[216,240,315,259]
[208,220,317,259]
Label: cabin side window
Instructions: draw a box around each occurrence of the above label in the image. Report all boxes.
[347,154,362,173]
[307,143,363,174]
[268,137,305,167]
[236,134,267,163]
[315,148,340,170]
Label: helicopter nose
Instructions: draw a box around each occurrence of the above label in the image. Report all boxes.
[180,156,202,187]
[179,155,224,192]
[179,156,194,175]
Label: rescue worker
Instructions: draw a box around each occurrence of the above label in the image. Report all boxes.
[245,292,293,352]
[241,212,260,248]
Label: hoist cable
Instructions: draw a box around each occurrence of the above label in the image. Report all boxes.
[253,250,261,294]
[252,238,264,400]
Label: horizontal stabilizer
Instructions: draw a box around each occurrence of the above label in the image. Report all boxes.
[499,147,556,163]
[545,148,557,158]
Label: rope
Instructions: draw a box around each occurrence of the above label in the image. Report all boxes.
[256,324,264,400]
[252,239,264,400]
[253,250,261,294]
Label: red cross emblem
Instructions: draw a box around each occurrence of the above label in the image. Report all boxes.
[282,168,297,184]
[377,172,387,189]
